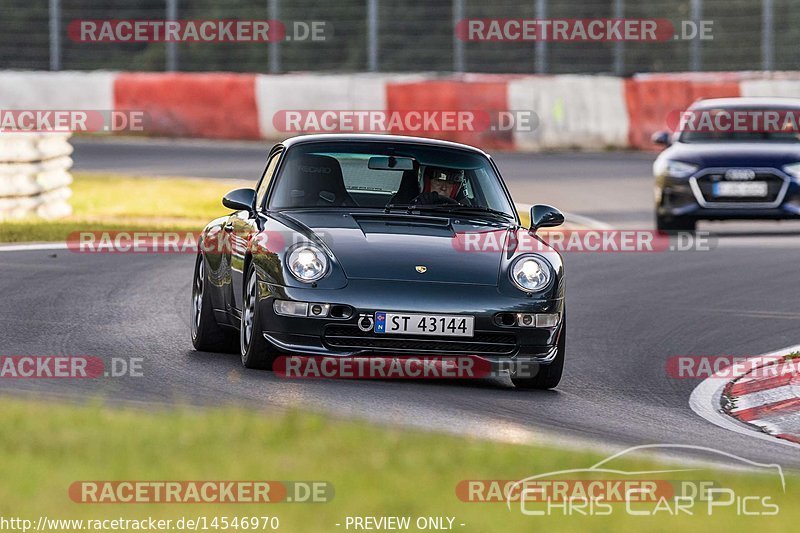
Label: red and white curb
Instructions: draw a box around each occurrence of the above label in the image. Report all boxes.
[690,344,800,448]
[724,355,800,444]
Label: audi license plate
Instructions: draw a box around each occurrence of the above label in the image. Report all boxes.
[712,181,768,197]
[374,312,474,337]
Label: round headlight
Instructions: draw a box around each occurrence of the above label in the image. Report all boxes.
[287,244,328,282]
[510,255,552,292]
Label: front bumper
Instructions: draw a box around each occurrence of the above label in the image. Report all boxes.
[258,278,564,365]
[656,169,800,220]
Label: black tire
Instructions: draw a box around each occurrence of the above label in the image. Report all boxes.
[511,314,566,390]
[239,263,277,370]
[191,254,237,353]
[656,215,696,233]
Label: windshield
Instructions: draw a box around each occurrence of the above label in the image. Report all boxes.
[678,107,800,143]
[268,141,515,217]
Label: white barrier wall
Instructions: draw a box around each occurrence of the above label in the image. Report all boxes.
[740,79,800,97]
[3,69,800,151]
[508,75,629,151]
[0,134,73,220]
[254,73,426,138]
[0,71,115,110]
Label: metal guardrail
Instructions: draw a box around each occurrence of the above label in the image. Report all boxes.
[0,0,795,74]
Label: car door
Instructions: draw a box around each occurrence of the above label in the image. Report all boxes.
[228,147,283,316]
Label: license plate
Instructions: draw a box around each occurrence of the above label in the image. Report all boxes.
[712,181,768,197]
[374,312,474,337]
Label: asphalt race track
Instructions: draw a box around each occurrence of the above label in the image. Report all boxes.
[3,137,800,470]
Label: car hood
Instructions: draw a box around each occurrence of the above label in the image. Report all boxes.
[279,211,519,285]
[664,142,800,168]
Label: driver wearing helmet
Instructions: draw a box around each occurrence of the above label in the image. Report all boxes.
[411,166,469,205]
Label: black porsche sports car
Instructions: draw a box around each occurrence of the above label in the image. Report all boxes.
[653,97,800,231]
[191,134,566,389]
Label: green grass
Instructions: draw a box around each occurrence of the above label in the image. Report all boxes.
[0,398,796,532]
[69,173,242,223]
[0,173,248,243]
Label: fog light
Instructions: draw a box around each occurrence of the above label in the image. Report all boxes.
[273,300,331,318]
[535,313,560,327]
[274,300,309,317]
[515,312,560,327]
[516,313,536,327]
[310,303,331,317]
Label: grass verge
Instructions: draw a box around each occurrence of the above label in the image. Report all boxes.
[0,173,247,243]
[0,398,796,531]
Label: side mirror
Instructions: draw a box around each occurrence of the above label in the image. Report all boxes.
[651,130,671,146]
[222,188,256,212]
[530,204,564,231]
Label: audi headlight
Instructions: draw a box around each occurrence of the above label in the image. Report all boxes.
[782,162,800,181]
[287,244,328,282]
[510,255,552,293]
[654,159,699,179]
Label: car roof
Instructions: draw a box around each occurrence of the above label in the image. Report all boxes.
[279,133,489,156]
[689,96,800,110]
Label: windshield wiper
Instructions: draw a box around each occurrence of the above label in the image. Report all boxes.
[413,204,515,220]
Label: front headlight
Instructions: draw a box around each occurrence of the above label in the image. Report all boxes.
[510,255,552,293]
[657,160,699,179]
[782,162,800,181]
[287,244,328,282]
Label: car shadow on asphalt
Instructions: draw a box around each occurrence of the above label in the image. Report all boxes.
[187,349,564,395]
[700,221,800,238]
